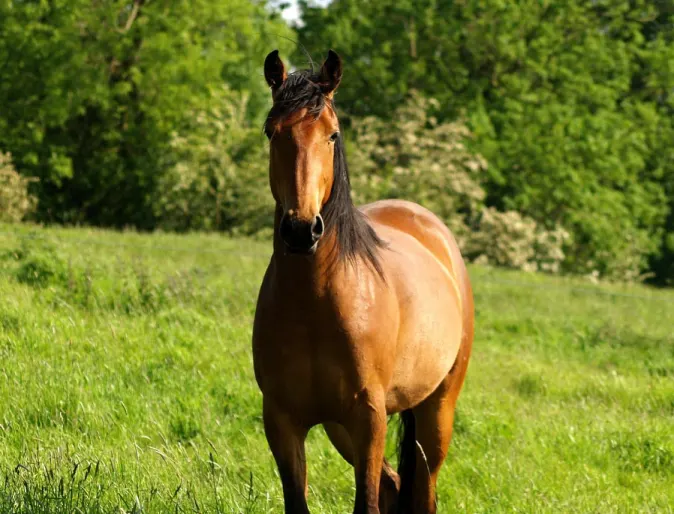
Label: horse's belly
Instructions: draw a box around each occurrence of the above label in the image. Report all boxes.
[385,308,462,411]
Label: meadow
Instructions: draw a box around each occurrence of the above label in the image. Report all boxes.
[0,223,672,513]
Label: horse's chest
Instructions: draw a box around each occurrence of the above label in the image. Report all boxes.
[252,267,396,420]
[253,323,357,420]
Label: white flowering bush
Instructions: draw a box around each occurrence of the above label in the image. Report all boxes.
[465,208,570,273]
[155,86,271,235]
[0,152,37,222]
[348,92,569,273]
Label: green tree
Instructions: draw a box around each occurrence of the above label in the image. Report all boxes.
[155,85,272,235]
[298,0,674,282]
[0,0,292,227]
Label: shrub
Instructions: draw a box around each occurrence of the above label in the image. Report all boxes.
[348,93,568,273]
[155,87,272,236]
[349,92,486,242]
[465,208,570,273]
[0,152,37,222]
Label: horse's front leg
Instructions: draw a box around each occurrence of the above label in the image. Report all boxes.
[323,423,400,513]
[263,398,310,514]
[347,388,388,514]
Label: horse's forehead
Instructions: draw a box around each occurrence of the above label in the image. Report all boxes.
[273,107,334,141]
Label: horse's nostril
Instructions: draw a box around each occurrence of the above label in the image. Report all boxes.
[279,213,293,242]
[280,212,322,252]
[312,215,324,239]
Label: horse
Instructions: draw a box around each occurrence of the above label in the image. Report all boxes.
[252,49,474,514]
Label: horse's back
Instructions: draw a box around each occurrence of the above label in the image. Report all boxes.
[360,199,474,411]
[361,199,471,307]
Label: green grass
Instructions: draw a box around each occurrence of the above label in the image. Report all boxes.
[0,223,672,513]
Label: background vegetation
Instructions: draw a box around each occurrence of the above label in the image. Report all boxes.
[0,224,672,512]
[1,0,673,284]
[299,0,674,283]
[2,3,672,511]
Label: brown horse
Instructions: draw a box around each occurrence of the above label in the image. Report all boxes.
[252,49,474,514]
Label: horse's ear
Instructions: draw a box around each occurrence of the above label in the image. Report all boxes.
[318,49,342,98]
[264,50,287,94]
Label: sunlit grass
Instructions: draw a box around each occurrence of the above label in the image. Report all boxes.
[0,223,672,513]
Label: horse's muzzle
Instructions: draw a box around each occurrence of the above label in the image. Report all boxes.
[279,213,324,254]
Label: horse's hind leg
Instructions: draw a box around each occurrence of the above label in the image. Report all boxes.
[406,380,456,513]
[401,342,472,514]
[323,423,400,513]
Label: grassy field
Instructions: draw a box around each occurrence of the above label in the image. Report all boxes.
[0,223,672,513]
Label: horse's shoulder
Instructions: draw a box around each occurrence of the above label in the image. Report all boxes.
[360,200,461,275]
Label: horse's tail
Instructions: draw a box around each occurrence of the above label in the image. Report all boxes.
[396,409,416,512]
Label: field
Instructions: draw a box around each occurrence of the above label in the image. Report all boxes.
[0,224,672,513]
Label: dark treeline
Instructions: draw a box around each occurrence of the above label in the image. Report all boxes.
[0,0,672,285]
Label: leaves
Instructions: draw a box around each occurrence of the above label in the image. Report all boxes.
[349,93,568,273]
[155,86,272,234]
[0,0,292,227]
[0,152,37,223]
[298,0,674,282]
[1,0,673,282]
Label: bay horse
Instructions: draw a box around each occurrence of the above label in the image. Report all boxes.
[252,49,474,514]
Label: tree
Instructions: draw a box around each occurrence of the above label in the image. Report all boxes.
[0,0,292,227]
[297,0,674,282]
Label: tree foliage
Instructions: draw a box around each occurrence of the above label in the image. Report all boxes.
[0,152,37,223]
[155,86,272,235]
[1,0,673,283]
[349,92,569,273]
[0,0,291,227]
[298,0,674,282]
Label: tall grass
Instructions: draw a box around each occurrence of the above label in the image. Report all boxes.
[0,224,672,512]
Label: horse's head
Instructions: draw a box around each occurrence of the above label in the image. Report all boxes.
[263,50,343,255]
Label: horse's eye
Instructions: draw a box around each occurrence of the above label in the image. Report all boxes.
[329,132,339,142]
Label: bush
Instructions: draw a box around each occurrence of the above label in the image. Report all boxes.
[349,92,486,242]
[348,93,568,273]
[0,152,37,222]
[465,208,570,273]
[154,87,273,237]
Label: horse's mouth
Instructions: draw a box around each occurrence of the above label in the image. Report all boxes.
[284,242,318,256]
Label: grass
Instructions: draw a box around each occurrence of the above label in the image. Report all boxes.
[0,223,672,513]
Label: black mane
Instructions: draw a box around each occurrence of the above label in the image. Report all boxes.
[265,69,385,276]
